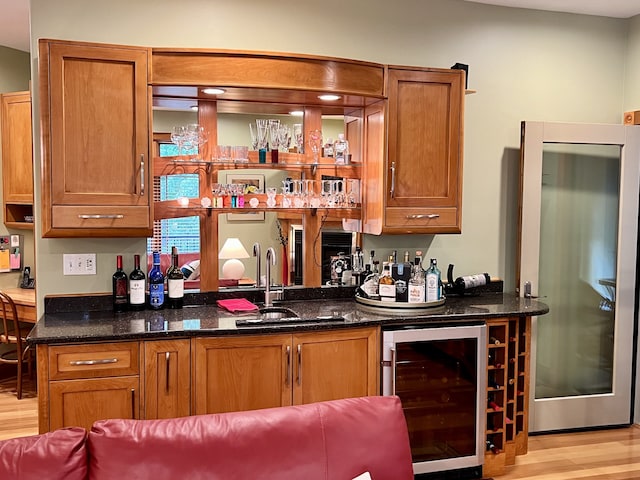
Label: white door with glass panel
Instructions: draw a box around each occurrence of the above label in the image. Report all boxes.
[519,122,640,432]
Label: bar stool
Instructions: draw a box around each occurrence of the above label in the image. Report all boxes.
[0,291,32,399]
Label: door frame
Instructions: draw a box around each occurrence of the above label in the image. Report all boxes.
[518,121,640,431]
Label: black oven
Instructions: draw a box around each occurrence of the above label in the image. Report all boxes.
[382,324,486,476]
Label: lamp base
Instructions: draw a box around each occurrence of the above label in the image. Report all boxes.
[221,258,245,280]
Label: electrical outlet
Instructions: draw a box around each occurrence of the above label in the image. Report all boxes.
[63,254,97,275]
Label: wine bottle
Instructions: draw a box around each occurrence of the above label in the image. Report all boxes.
[488,401,501,412]
[167,247,184,309]
[148,251,165,310]
[112,255,128,313]
[486,440,500,454]
[129,254,146,311]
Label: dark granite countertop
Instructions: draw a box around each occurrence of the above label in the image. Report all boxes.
[27,293,549,345]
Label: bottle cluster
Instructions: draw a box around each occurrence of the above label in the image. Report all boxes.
[358,250,443,303]
[112,247,185,312]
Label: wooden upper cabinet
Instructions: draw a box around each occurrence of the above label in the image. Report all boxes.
[1,91,34,229]
[364,67,464,234]
[39,39,152,237]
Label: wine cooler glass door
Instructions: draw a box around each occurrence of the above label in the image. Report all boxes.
[383,325,486,475]
[519,121,640,432]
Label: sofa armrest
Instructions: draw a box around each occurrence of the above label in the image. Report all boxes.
[88,396,413,480]
[0,427,87,479]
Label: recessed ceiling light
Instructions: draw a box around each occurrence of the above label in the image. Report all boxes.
[203,87,226,95]
[289,110,304,117]
[318,94,341,101]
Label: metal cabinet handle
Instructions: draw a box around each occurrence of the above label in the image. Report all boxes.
[390,161,396,198]
[77,214,124,219]
[69,358,118,366]
[285,345,291,387]
[131,389,136,419]
[165,351,171,393]
[296,344,302,386]
[140,154,145,196]
[391,348,397,395]
[406,214,440,220]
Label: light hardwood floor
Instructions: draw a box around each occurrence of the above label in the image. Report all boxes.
[0,379,639,479]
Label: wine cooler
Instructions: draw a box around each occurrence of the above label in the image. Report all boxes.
[382,324,487,475]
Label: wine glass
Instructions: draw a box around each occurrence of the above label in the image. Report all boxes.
[186,124,208,160]
[170,126,187,158]
[293,124,304,155]
[307,129,322,163]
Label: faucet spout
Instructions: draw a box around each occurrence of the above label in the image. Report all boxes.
[265,247,277,307]
[253,243,261,287]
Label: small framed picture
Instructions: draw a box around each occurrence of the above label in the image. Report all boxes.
[225,173,265,221]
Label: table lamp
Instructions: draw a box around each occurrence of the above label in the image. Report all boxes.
[219,238,250,280]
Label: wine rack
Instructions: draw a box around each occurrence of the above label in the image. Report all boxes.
[483,317,531,477]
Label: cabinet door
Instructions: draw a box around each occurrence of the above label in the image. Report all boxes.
[193,334,293,414]
[143,339,191,419]
[385,68,464,233]
[40,40,151,236]
[49,376,139,431]
[292,326,379,405]
[1,91,32,203]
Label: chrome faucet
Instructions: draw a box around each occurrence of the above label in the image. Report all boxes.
[253,242,261,287]
[264,247,277,307]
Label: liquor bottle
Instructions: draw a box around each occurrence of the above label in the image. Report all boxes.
[334,133,349,164]
[129,254,146,311]
[425,258,441,302]
[445,264,491,295]
[358,264,380,299]
[112,255,128,313]
[167,247,184,309]
[148,251,165,310]
[392,255,412,302]
[408,257,426,303]
[378,263,396,302]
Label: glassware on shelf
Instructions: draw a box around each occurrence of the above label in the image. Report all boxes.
[186,124,209,160]
[307,129,322,163]
[293,123,304,155]
[266,187,278,208]
[170,126,188,158]
[232,145,249,163]
[255,119,269,163]
[281,187,292,208]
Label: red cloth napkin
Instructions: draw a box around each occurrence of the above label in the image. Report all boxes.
[217,298,259,313]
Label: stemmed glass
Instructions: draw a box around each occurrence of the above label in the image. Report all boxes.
[255,119,269,163]
[293,124,304,155]
[186,124,208,160]
[170,126,187,158]
[307,129,322,163]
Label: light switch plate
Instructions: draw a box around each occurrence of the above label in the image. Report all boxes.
[63,253,97,275]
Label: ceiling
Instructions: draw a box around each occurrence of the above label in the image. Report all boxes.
[2,0,640,53]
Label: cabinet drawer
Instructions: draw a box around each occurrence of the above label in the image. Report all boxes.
[49,342,139,380]
[51,205,150,229]
[385,207,460,233]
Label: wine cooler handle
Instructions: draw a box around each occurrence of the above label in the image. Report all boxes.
[77,214,124,220]
[131,389,136,419]
[165,351,170,393]
[391,347,397,395]
[285,345,291,387]
[390,161,396,198]
[406,214,440,220]
[296,344,302,386]
[140,154,145,196]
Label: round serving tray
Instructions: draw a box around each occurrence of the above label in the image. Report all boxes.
[354,294,445,314]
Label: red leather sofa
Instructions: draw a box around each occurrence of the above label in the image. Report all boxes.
[0,396,414,479]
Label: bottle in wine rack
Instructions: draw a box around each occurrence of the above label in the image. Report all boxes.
[490,336,501,345]
[489,400,501,411]
[486,439,500,454]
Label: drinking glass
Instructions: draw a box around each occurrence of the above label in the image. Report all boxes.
[293,124,304,155]
[170,126,187,158]
[307,129,322,163]
[186,124,208,160]
[266,187,278,208]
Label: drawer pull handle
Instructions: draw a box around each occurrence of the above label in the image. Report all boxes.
[77,214,125,220]
[69,358,119,366]
[390,161,396,198]
[285,345,291,387]
[406,214,440,220]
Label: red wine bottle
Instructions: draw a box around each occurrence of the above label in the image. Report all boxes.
[486,440,500,454]
[166,247,184,309]
[129,254,146,311]
[112,255,128,313]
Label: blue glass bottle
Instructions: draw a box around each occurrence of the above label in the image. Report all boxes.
[148,251,165,309]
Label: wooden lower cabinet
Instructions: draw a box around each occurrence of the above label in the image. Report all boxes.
[143,339,191,419]
[49,376,139,431]
[193,326,380,415]
[37,327,380,432]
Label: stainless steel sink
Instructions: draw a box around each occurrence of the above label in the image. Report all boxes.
[235,306,345,326]
[258,306,300,321]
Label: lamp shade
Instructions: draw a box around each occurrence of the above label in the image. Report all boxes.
[219,238,250,280]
